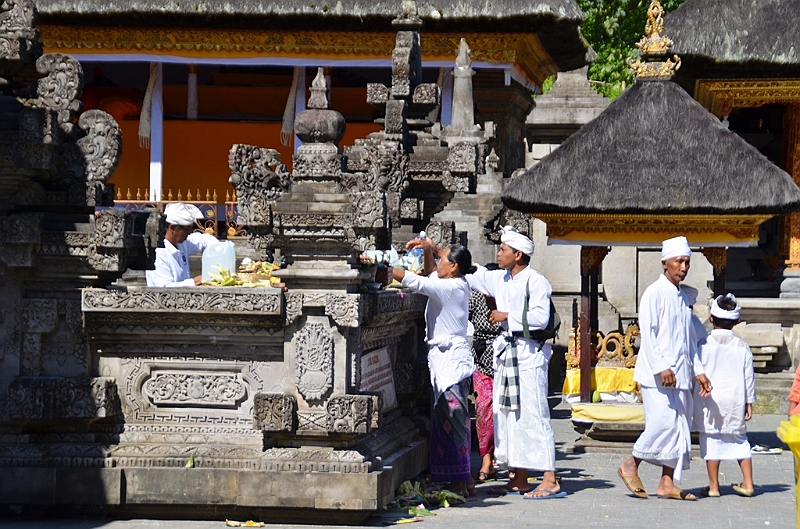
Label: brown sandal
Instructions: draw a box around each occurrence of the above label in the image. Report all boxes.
[617,467,648,499]
[475,470,497,483]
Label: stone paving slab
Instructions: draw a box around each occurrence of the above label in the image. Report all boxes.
[0,405,794,529]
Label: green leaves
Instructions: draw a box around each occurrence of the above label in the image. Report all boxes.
[576,0,687,99]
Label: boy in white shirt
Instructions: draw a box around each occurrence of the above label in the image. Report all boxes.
[693,293,756,497]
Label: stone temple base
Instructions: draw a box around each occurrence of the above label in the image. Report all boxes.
[0,437,428,523]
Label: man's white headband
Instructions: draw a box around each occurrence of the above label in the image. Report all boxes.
[500,226,534,256]
[661,236,692,260]
[710,293,740,320]
[164,202,203,226]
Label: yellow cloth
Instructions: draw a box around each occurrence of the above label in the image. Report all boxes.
[562,367,638,395]
[571,403,644,423]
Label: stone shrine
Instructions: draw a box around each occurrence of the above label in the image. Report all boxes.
[0,0,509,521]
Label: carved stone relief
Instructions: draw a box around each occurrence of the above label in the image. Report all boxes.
[143,372,247,407]
[82,288,281,314]
[326,395,374,434]
[325,294,361,328]
[253,393,296,432]
[284,292,304,326]
[21,298,57,333]
[5,376,121,421]
[294,322,334,401]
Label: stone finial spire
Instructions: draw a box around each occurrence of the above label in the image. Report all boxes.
[627,0,681,80]
[450,38,475,134]
[308,67,329,109]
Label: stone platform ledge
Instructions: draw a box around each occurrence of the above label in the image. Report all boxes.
[81,287,283,315]
[0,439,428,520]
[739,297,800,323]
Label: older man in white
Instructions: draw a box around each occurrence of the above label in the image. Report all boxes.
[146,203,218,287]
[467,227,564,499]
[617,236,712,501]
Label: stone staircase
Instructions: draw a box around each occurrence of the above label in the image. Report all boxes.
[753,371,794,415]
[431,173,506,265]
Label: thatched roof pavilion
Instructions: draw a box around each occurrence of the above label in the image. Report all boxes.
[503,79,800,245]
[502,0,800,402]
[667,0,800,80]
[35,0,589,74]
[503,2,800,247]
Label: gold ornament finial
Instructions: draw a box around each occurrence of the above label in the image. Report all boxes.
[628,0,681,80]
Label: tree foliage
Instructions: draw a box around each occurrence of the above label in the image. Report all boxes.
[576,0,687,99]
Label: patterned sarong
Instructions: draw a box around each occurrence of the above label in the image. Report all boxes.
[430,377,472,482]
[496,331,520,411]
[473,370,495,457]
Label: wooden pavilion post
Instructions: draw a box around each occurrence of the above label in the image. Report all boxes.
[784,104,800,271]
[701,247,727,297]
[579,246,610,403]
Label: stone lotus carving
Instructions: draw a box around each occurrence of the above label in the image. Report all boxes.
[294,322,334,401]
[253,393,296,432]
[143,372,247,407]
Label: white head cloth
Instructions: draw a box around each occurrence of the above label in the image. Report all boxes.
[500,226,534,256]
[164,203,203,226]
[710,293,740,320]
[661,236,692,260]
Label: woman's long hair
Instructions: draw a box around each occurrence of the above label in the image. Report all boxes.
[447,244,477,276]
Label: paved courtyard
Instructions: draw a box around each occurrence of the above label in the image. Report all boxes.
[0,403,794,529]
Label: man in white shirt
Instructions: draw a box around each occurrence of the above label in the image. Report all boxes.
[146,203,219,287]
[617,236,712,501]
[467,227,563,499]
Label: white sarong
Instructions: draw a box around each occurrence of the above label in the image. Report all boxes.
[632,386,692,483]
[493,363,555,472]
[699,432,751,461]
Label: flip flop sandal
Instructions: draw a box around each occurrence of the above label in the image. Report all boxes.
[522,488,567,500]
[751,445,783,455]
[487,485,530,495]
[475,470,497,483]
[700,487,720,498]
[732,484,754,497]
[617,467,648,499]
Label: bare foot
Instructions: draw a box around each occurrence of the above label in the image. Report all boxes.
[618,456,639,478]
[524,483,562,498]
